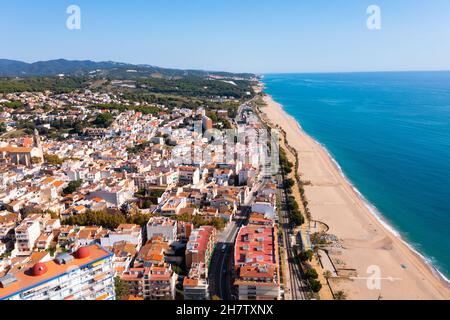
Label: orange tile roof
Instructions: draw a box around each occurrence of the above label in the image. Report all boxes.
[53,181,65,188]
[73,205,86,212]
[123,295,144,301]
[183,278,199,287]
[0,146,33,153]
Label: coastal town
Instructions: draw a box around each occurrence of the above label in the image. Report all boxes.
[0,78,332,301]
[2,1,450,310]
[0,69,448,302]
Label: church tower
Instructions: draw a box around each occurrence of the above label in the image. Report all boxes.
[33,128,44,163]
[33,128,42,149]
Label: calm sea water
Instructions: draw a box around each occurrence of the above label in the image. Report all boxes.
[263,72,450,280]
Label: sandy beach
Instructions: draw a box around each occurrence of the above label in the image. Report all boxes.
[260,92,450,300]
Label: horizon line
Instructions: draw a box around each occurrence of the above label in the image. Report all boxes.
[1,57,450,76]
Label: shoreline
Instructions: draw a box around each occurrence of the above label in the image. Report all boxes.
[301,121,450,286]
[290,114,450,284]
[257,87,450,299]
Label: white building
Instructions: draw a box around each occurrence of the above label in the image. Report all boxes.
[252,202,277,220]
[100,224,142,250]
[178,166,200,186]
[14,214,42,256]
[146,217,177,244]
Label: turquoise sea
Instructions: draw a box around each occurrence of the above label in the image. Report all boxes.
[263,72,450,281]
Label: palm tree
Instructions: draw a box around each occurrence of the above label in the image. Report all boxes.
[323,270,333,280]
[334,291,348,300]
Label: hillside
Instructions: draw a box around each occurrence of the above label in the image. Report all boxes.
[0,59,256,80]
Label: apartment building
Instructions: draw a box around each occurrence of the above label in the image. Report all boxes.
[14,214,42,256]
[143,264,177,300]
[185,226,217,268]
[0,211,20,241]
[234,224,281,300]
[160,196,187,216]
[100,224,142,250]
[178,166,200,186]
[146,217,177,244]
[121,235,177,300]
[183,226,217,300]
[183,262,210,300]
[0,245,115,300]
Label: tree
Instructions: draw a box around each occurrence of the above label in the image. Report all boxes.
[63,210,126,229]
[299,250,314,262]
[128,212,153,227]
[31,157,42,164]
[334,290,348,300]
[284,178,295,190]
[323,270,333,280]
[142,200,152,209]
[93,112,114,128]
[309,279,322,293]
[63,180,82,195]
[175,213,226,230]
[44,153,63,166]
[114,277,130,300]
[305,268,319,280]
[209,217,226,231]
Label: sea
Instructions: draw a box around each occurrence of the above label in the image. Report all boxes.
[262,71,450,282]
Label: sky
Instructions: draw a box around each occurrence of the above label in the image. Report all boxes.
[1,0,450,73]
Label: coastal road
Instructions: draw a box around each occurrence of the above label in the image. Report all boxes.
[208,216,245,300]
[254,95,310,300]
[208,182,265,300]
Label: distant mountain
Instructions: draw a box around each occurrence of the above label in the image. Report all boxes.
[0,59,256,80]
[0,59,30,75]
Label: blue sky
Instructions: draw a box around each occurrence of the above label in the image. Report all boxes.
[1,0,450,73]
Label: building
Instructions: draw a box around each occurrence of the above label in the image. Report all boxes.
[14,214,42,256]
[121,263,177,300]
[109,241,138,275]
[100,224,142,250]
[0,245,115,300]
[143,264,177,300]
[120,268,144,298]
[183,226,217,300]
[248,212,274,226]
[0,211,20,241]
[233,224,280,300]
[146,217,177,244]
[185,226,217,268]
[178,166,200,186]
[251,202,277,221]
[0,130,44,167]
[134,236,169,267]
[160,196,187,216]
[121,236,177,300]
[202,115,213,131]
[88,179,135,208]
[183,264,209,300]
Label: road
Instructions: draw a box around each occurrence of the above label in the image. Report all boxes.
[208,181,265,300]
[252,100,310,300]
[208,211,247,300]
[209,102,311,300]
